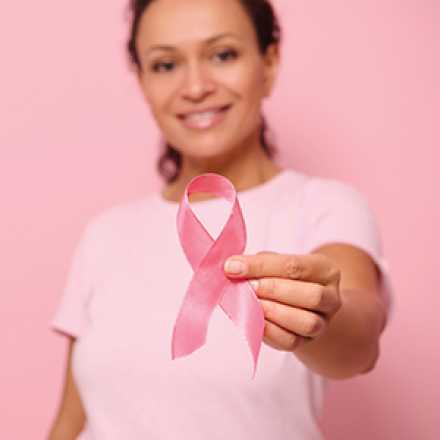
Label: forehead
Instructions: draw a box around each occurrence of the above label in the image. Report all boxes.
[136,0,255,47]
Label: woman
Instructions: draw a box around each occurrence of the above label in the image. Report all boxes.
[48,0,393,438]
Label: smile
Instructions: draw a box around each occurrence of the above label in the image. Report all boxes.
[178,105,232,130]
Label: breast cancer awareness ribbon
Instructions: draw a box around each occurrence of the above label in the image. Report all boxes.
[171,172,265,378]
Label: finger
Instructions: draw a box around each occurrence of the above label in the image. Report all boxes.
[260,299,327,338]
[262,319,308,352]
[225,252,340,286]
[252,277,340,315]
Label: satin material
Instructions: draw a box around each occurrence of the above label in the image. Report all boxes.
[171,173,265,378]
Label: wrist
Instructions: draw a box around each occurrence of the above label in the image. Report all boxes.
[293,288,384,379]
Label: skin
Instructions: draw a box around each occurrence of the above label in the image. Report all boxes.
[48,0,388,435]
[47,338,85,440]
[224,246,387,379]
[134,0,282,203]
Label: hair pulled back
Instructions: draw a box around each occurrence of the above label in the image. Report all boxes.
[126,0,282,183]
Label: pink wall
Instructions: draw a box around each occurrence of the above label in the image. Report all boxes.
[1,1,438,438]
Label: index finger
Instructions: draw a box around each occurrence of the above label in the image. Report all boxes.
[224,252,340,286]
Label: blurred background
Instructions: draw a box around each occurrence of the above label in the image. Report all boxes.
[1,0,438,438]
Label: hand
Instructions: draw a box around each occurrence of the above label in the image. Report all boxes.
[224,251,342,352]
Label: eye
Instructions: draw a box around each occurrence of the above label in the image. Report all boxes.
[151,60,175,73]
[214,49,238,62]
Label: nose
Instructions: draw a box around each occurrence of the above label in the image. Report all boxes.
[180,60,216,101]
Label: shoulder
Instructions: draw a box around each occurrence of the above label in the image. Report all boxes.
[301,175,377,224]
[276,169,368,206]
[304,175,370,206]
[81,195,154,247]
[299,174,383,255]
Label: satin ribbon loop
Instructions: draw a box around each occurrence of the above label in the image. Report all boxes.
[171,173,265,378]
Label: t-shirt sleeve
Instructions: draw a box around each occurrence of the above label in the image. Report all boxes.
[50,221,96,338]
[301,178,395,326]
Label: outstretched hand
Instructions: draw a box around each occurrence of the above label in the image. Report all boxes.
[224,251,342,351]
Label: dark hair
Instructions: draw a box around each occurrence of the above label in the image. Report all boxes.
[126,0,282,183]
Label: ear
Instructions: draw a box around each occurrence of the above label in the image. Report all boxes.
[262,43,280,98]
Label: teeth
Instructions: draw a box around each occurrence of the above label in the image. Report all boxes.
[185,110,218,125]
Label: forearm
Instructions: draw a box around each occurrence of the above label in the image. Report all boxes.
[293,288,387,379]
[47,418,84,440]
[48,337,86,440]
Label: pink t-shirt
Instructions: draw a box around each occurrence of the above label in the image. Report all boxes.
[50,168,394,440]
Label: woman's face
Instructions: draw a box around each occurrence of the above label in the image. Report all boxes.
[135,0,279,161]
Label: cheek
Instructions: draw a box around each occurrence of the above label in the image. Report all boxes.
[222,63,266,107]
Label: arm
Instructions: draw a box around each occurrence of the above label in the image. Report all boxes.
[47,337,86,440]
[224,243,389,380]
[293,243,388,379]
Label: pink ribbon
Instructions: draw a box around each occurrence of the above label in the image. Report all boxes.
[171,173,265,378]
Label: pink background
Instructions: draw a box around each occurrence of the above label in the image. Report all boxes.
[1,0,438,438]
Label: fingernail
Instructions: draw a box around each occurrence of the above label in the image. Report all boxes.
[249,279,259,291]
[224,258,246,274]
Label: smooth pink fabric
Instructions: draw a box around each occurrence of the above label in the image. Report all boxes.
[172,173,265,378]
[50,168,394,440]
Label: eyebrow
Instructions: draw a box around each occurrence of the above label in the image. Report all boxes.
[144,32,239,55]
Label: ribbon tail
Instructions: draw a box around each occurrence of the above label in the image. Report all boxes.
[220,281,265,378]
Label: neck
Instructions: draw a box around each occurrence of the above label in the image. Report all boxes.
[161,137,282,203]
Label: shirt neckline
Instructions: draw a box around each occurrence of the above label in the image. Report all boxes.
[151,168,292,210]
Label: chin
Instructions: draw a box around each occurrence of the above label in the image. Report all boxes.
[186,150,232,164]
[178,138,237,159]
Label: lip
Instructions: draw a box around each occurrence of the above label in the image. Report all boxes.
[177,104,232,130]
[177,104,231,118]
